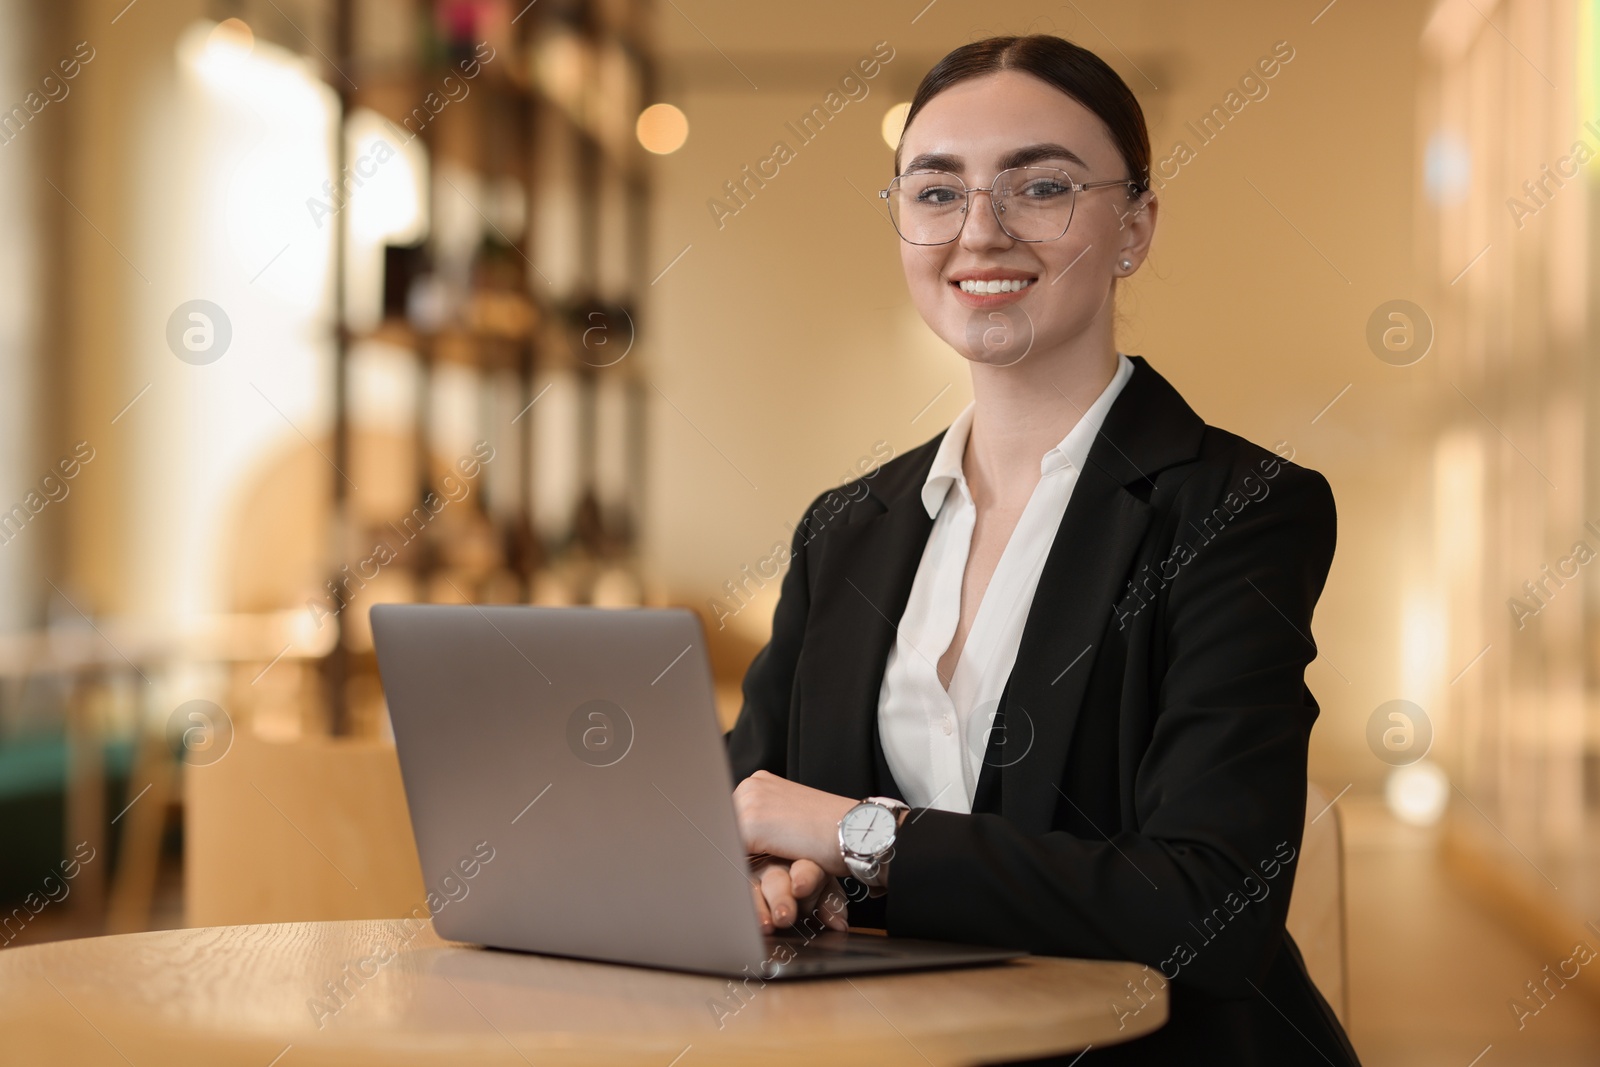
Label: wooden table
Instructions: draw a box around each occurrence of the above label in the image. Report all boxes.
[0,920,1168,1065]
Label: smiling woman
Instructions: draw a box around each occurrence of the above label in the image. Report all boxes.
[723,33,1359,1067]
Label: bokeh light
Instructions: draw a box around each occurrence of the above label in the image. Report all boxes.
[881,102,910,150]
[636,103,688,154]
[1385,760,1450,827]
[207,17,254,58]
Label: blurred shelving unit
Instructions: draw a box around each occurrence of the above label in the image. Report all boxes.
[319,0,656,736]
[178,0,663,930]
[0,0,664,939]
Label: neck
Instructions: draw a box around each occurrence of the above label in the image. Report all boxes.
[962,341,1121,509]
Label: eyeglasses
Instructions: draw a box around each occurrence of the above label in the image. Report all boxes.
[878,166,1142,246]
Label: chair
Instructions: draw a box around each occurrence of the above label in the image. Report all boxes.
[1286,781,1349,1024]
[185,732,425,926]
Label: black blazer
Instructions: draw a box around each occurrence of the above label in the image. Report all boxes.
[724,355,1362,1066]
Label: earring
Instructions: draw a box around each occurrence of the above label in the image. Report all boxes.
[1119,258,1133,272]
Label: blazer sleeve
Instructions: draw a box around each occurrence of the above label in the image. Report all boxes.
[883,462,1337,999]
[723,491,823,783]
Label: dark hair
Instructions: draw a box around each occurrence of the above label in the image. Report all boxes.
[896,35,1150,199]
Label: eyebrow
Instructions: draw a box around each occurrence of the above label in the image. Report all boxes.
[900,142,1090,174]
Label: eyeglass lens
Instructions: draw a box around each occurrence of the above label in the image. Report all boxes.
[885,167,1078,245]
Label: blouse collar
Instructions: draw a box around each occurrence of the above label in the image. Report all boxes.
[920,352,1136,520]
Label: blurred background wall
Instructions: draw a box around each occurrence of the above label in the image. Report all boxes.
[2,1,1599,1062]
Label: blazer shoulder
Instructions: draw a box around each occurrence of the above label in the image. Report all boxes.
[797,432,941,534]
[1163,425,1337,557]
[1109,356,1330,511]
[1183,425,1333,499]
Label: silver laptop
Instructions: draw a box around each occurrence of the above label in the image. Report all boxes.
[371,603,1025,979]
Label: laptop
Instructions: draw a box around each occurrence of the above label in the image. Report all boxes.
[370,603,1026,979]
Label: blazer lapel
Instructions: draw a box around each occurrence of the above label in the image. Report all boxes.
[793,446,937,800]
[995,355,1206,834]
[993,463,1153,833]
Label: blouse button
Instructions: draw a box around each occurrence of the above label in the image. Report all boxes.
[940,715,953,736]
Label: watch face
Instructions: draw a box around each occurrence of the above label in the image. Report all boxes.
[842,803,896,855]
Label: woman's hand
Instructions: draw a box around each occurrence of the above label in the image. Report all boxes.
[733,769,859,877]
[749,856,849,934]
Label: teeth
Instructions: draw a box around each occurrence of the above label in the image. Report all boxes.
[957,278,1035,294]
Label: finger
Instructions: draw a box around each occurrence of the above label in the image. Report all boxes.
[760,862,798,928]
[788,858,823,899]
[748,857,782,933]
[816,878,850,931]
[750,875,774,933]
[788,862,849,933]
[787,860,826,929]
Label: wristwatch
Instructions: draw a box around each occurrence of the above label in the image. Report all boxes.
[838,796,910,888]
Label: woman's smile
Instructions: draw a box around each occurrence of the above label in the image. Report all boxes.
[947,268,1038,309]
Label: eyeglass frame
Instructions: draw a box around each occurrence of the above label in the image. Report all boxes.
[877,166,1145,246]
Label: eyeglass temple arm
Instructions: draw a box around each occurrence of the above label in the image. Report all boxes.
[1077,178,1143,191]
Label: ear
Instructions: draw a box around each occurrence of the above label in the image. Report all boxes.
[1116,189,1158,269]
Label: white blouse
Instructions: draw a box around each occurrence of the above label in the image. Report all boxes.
[876,353,1135,813]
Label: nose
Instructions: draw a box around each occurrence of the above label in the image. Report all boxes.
[958,187,1013,251]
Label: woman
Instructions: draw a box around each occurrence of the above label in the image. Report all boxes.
[724,34,1359,1066]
